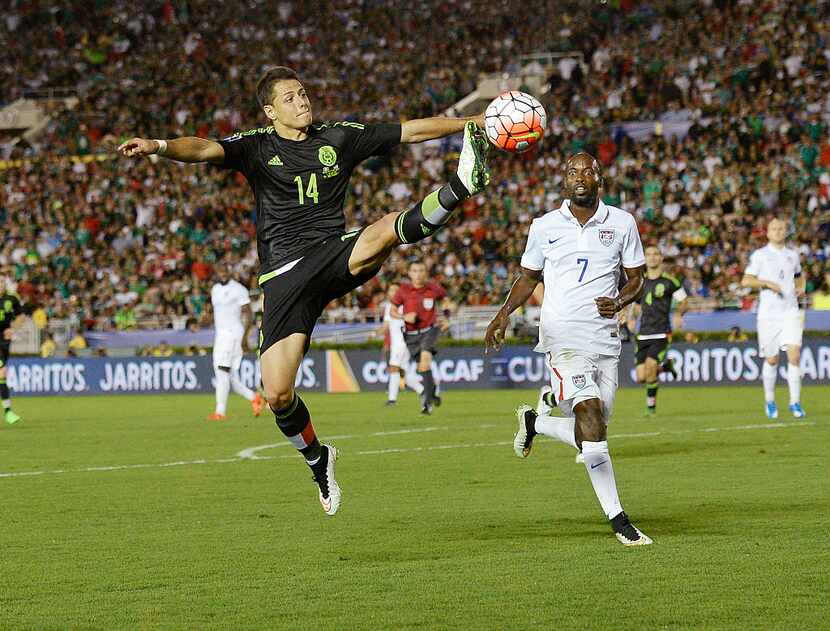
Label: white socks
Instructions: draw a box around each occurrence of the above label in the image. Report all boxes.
[787,363,801,405]
[535,414,577,450]
[405,371,424,395]
[582,440,623,520]
[388,371,401,401]
[231,373,255,402]
[762,361,777,403]
[214,369,231,415]
[1,399,10,410]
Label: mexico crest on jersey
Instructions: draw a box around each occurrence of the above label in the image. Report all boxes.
[572,374,586,389]
[423,298,434,310]
[318,145,337,167]
[598,229,615,247]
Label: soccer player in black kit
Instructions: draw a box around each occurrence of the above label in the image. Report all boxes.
[0,271,25,425]
[120,66,490,515]
[627,246,688,415]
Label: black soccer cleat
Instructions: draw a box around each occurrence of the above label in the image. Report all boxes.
[661,358,678,380]
[432,394,442,408]
[385,400,397,407]
[611,511,653,546]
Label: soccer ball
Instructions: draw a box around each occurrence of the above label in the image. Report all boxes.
[484,91,546,153]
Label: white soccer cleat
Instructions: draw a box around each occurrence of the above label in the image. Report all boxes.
[574,451,584,464]
[456,121,490,196]
[513,405,537,459]
[611,511,653,546]
[311,444,341,516]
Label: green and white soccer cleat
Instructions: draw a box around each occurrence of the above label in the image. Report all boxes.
[4,409,21,425]
[457,121,490,196]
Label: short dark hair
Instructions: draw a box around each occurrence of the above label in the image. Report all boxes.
[256,66,301,108]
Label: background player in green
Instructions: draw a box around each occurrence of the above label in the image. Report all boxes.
[0,271,26,425]
[118,66,490,516]
[627,246,688,415]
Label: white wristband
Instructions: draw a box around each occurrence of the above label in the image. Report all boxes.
[155,139,168,155]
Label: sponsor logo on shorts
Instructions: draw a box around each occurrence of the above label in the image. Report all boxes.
[599,229,615,247]
[572,374,587,389]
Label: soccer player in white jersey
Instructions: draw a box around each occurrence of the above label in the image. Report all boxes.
[486,152,652,546]
[208,269,265,420]
[381,283,424,405]
[741,218,806,419]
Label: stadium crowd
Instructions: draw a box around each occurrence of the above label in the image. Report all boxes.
[1,0,829,333]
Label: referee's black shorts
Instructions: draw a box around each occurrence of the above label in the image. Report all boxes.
[404,325,440,362]
[259,229,376,356]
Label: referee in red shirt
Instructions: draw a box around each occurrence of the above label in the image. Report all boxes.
[392,261,446,414]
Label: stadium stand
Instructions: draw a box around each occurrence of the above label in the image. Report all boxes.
[1,0,828,342]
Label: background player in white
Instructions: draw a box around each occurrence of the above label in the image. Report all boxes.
[741,218,806,419]
[208,268,265,420]
[381,283,423,405]
[485,152,652,546]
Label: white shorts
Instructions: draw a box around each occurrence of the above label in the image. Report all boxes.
[388,339,411,368]
[546,350,619,422]
[213,333,243,370]
[757,313,803,358]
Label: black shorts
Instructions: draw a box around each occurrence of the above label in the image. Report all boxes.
[635,337,669,365]
[259,229,377,356]
[0,342,9,369]
[404,326,440,362]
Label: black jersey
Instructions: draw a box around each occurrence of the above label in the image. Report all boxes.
[637,273,685,337]
[217,120,401,278]
[0,293,22,336]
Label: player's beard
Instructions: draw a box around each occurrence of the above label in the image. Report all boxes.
[572,190,598,209]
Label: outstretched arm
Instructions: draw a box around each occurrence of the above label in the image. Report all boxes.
[484,266,542,353]
[400,113,485,143]
[118,137,225,165]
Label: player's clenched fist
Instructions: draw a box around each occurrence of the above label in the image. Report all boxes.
[118,138,160,157]
[484,312,509,353]
[594,296,621,318]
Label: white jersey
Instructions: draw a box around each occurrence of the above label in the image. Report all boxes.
[211,279,250,337]
[745,244,801,318]
[383,302,406,348]
[521,200,645,358]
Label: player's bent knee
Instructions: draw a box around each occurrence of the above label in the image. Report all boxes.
[264,387,294,413]
[765,356,779,366]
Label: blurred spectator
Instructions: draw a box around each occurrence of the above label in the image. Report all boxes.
[68,331,88,351]
[40,332,56,357]
[0,0,828,330]
[728,326,748,342]
[152,340,174,357]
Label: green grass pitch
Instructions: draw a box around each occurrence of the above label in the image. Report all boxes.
[1,385,827,630]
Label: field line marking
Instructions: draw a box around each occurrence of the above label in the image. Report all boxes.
[0,421,815,480]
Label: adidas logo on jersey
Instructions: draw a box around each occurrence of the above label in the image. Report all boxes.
[268,154,283,166]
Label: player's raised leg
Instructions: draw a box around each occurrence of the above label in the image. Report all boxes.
[260,333,340,516]
[347,121,489,277]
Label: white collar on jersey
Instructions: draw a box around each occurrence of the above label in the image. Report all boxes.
[559,199,610,226]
